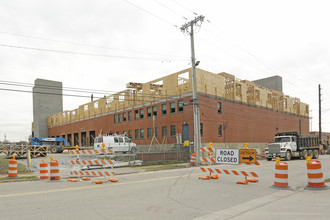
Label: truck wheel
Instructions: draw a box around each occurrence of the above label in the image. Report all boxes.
[285,151,291,161]
[302,150,308,159]
[307,150,313,158]
[312,149,319,159]
[50,146,58,154]
[266,158,272,161]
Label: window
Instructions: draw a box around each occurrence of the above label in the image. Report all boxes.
[135,129,139,139]
[140,129,144,139]
[178,100,183,113]
[218,124,222,137]
[155,127,158,138]
[170,102,175,113]
[128,111,132,121]
[118,113,122,123]
[218,102,222,114]
[170,125,176,137]
[200,123,203,137]
[140,109,144,119]
[162,104,167,115]
[119,137,124,143]
[153,106,157,116]
[147,128,152,139]
[147,107,152,118]
[162,126,167,138]
[128,130,132,139]
[114,137,119,143]
[123,112,127,122]
[135,110,139,120]
[114,114,117,124]
[125,137,132,143]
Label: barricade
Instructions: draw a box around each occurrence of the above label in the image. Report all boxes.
[272,159,289,189]
[70,160,114,166]
[69,149,117,183]
[305,157,327,190]
[39,160,49,180]
[199,143,260,184]
[190,152,196,165]
[50,160,60,181]
[200,147,215,165]
[200,167,258,184]
[70,149,113,155]
[70,170,115,177]
[8,156,18,178]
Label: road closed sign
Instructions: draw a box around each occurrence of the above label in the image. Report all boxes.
[215,148,239,165]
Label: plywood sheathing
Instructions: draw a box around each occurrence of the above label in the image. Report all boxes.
[48,68,308,127]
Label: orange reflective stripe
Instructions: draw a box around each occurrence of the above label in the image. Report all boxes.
[275,164,288,170]
[308,173,323,179]
[275,173,288,179]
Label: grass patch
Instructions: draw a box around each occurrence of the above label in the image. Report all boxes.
[0,175,39,183]
[0,157,34,175]
[325,178,330,182]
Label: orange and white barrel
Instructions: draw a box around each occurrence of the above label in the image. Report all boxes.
[8,156,18,178]
[262,149,265,158]
[39,160,49,180]
[50,160,60,181]
[306,160,327,189]
[190,152,196,165]
[273,162,289,188]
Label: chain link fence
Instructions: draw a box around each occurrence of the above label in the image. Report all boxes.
[134,144,193,165]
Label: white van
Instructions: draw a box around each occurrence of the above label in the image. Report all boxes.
[94,135,137,154]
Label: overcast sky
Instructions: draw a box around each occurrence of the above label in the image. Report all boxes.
[0,0,329,142]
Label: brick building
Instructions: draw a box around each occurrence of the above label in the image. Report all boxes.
[48,68,309,147]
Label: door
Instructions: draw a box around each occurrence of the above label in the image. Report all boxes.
[182,124,189,142]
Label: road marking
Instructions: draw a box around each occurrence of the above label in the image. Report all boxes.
[0,174,193,198]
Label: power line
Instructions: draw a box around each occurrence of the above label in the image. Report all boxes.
[203,24,308,88]
[0,80,168,98]
[164,1,312,89]
[171,0,198,16]
[122,0,177,28]
[0,43,188,62]
[0,31,186,59]
[197,37,275,77]
[154,0,188,20]
[0,87,171,102]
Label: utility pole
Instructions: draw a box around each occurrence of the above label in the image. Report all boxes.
[181,15,204,165]
[319,84,322,143]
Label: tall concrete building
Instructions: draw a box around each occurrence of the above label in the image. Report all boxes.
[33,79,63,137]
[47,68,309,148]
[253,75,283,92]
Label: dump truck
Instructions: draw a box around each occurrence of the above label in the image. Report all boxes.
[31,137,67,153]
[265,131,320,161]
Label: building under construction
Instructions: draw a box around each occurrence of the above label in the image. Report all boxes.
[47,68,309,147]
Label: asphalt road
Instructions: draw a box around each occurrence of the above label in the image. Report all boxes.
[1,156,330,220]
